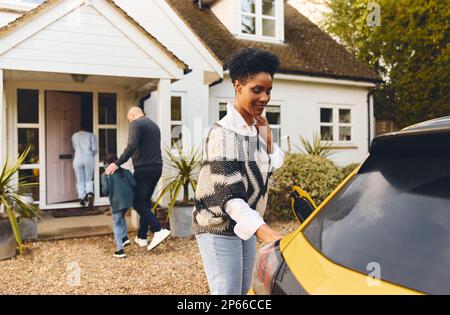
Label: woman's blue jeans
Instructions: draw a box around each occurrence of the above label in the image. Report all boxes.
[196,233,257,295]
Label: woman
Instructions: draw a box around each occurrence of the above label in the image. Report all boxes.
[71,123,97,209]
[193,48,285,295]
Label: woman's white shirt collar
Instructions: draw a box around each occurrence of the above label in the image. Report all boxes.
[217,101,257,136]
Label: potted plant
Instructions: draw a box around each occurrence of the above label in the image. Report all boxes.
[152,144,201,238]
[0,146,41,259]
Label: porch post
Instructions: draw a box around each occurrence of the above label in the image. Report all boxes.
[0,69,4,167]
[130,78,171,230]
[156,78,171,148]
[156,78,171,212]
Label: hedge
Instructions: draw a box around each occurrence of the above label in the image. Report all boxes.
[266,154,359,220]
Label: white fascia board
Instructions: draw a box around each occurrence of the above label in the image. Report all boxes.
[274,73,377,87]
[223,71,376,88]
[155,0,223,77]
[0,0,85,55]
[92,0,183,79]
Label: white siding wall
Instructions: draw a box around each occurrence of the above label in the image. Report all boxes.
[0,11,21,27]
[0,4,171,78]
[211,0,285,42]
[113,0,215,150]
[144,69,210,150]
[113,0,217,74]
[209,76,371,166]
[211,0,236,35]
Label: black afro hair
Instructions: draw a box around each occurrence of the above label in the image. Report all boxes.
[227,48,280,86]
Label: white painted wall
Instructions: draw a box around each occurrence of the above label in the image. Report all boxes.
[211,0,285,43]
[112,0,222,151]
[0,3,174,79]
[112,0,220,75]
[210,0,236,34]
[209,76,371,166]
[0,10,21,27]
[144,69,210,151]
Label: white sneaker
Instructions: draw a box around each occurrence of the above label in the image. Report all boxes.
[134,236,148,247]
[147,229,171,251]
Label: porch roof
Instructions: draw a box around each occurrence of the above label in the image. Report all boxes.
[0,0,189,80]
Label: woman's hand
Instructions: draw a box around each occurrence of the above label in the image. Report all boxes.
[255,115,273,154]
[255,224,282,244]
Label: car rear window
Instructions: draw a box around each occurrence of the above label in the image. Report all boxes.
[303,154,450,294]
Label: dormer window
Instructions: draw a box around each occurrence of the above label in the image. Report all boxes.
[240,0,282,41]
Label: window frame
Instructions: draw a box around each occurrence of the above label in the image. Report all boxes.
[264,104,281,147]
[318,104,354,145]
[96,92,119,200]
[215,100,282,147]
[170,93,186,151]
[238,0,281,42]
[15,89,41,203]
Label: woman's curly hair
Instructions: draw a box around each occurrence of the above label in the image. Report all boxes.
[227,48,280,86]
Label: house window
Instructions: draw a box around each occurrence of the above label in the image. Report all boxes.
[319,106,352,143]
[171,96,183,148]
[98,93,117,125]
[265,105,281,145]
[218,102,227,120]
[240,0,278,39]
[98,93,117,198]
[16,89,40,201]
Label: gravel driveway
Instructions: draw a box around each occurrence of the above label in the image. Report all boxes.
[0,220,298,295]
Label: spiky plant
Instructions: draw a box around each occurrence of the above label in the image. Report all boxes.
[294,132,334,158]
[0,146,41,254]
[152,144,201,223]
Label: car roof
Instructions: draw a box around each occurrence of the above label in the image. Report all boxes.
[401,116,450,132]
[365,116,450,167]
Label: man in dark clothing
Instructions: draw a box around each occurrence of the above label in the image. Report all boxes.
[105,106,171,251]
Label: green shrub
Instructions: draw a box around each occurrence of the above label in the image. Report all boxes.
[341,163,360,179]
[267,153,344,220]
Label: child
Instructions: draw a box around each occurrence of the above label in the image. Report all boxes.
[101,153,135,258]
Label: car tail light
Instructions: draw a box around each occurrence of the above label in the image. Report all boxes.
[253,240,283,295]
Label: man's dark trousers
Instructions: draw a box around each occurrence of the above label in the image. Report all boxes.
[133,167,162,239]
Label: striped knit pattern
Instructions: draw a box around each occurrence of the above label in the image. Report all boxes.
[192,123,272,236]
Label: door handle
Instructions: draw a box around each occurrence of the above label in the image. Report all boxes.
[59,154,73,160]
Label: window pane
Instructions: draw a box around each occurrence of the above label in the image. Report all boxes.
[262,19,276,37]
[18,169,39,202]
[99,129,117,162]
[99,93,117,125]
[339,109,351,123]
[262,0,276,16]
[241,0,255,13]
[171,96,182,121]
[320,126,333,141]
[266,106,280,124]
[17,89,39,124]
[18,128,39,164]
[99,167,107,197]
[241,15,256,34]
[171,125,182,147]
[219,103,227,120]
[272,128,281,145]
[320,108,333,123]
[339,126,352,141]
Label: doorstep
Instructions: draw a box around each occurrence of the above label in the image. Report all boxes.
[37,211,136,241]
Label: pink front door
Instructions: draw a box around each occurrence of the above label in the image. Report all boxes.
[46,91,81,204]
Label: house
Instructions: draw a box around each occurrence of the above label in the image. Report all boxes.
[0,0,381,211]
